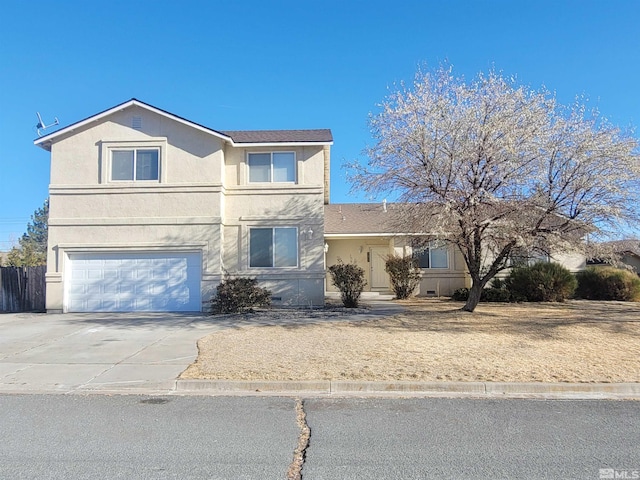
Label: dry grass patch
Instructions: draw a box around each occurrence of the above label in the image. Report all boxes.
[181,299,640,383]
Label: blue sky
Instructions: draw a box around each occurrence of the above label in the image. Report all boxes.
[1,0,639,249]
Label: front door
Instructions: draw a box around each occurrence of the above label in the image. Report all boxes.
[370,246,389,289]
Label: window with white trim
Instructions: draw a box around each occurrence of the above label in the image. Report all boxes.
[111,148,159,181]
[248,152,295,183]
[249,227,298,268]
[414,240,449,269]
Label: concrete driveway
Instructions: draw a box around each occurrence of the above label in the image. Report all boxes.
[0,300,405,396]
[0,311,223,394]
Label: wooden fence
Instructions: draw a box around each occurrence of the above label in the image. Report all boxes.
[0,266,46,312]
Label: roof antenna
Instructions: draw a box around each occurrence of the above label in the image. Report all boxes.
[35,112,59,137]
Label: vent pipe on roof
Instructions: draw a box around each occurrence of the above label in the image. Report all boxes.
[383,199,387,212]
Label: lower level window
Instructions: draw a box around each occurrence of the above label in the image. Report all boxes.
[414,240,449,269]
[249,227,298,267]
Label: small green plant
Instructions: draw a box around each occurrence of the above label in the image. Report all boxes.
[210,274,271,314]
[328,260,367,308]
[505,262,577,302]
[385,254,421,299]
[576,267,640,301]
[482,286,512,302]
[451,286,512,302]
[451,288,470,301]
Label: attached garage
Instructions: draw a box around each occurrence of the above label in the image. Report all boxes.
[65,252,202,312]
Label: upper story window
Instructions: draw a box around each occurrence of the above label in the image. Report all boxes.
[248,152,295,183]
[249,227,298,268]
[111,148,159,181]
[414,240,449,269]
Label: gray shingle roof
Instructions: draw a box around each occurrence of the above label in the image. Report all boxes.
[324,203,398,235]
[222,129,333,144]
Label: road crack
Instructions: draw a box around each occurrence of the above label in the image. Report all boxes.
[287,397,310,480]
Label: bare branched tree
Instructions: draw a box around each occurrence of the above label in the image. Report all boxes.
[351,65,640,312]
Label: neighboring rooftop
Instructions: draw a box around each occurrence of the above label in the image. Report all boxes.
[604,239,640,257]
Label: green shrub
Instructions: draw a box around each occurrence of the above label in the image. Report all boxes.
[451,286,511,302]
[210,275,271,314]
[505,262,577,302]
[576,267,640,301]
[328,260,367,308]
[482,286,512,302]
[385,254,421,299]
[451,287,470,301]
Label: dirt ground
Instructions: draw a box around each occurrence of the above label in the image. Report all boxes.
[180,299,640,383]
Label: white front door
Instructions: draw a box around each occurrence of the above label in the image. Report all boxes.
[370,246,389,289]
[66,252,202,312]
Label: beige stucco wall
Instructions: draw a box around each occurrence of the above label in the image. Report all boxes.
[223,145,325,188]
[49,106,224,187]
[415,245,469,296]
[45,106,328,311]
[621,254,640,273]
[550,251,586,272]
[325,237,470,297]
[325,237,393,293]
[220,144,326,306]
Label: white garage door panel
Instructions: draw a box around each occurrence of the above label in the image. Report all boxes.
[67,253,201,312]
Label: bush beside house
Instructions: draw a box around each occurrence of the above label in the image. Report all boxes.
[210,275,271,314]
[576,267,640,301]
[328,261,366,308]
[452,263,577,303]
[384,254,421,300]
[505,263,577,302]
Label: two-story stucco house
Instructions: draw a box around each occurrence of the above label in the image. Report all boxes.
[35,99,332,312]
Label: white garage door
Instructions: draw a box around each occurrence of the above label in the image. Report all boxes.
[66,252,202,312]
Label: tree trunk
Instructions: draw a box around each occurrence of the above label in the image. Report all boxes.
[462,281,483,312]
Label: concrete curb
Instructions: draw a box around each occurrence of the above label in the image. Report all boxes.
[174,379,640,399]
[176,379,331,394]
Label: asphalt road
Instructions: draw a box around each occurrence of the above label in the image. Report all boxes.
[0,395,298,479]
[0,395,638,479]
[302,397,640,479]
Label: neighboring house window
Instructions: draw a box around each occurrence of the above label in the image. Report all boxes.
[111,149,159,181]
[249,227,298,267]
[508,249,550,267]
[248,152,295,183]
[414,240,449,269]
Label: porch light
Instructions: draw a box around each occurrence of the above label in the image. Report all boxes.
[324,242,329,253]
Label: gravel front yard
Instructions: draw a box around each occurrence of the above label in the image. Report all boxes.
[180,299,640,383]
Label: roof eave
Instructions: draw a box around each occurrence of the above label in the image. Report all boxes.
[324,233,398,238]
[324,232,440,238]
[229,140,333,147]
[33,99,233,150]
